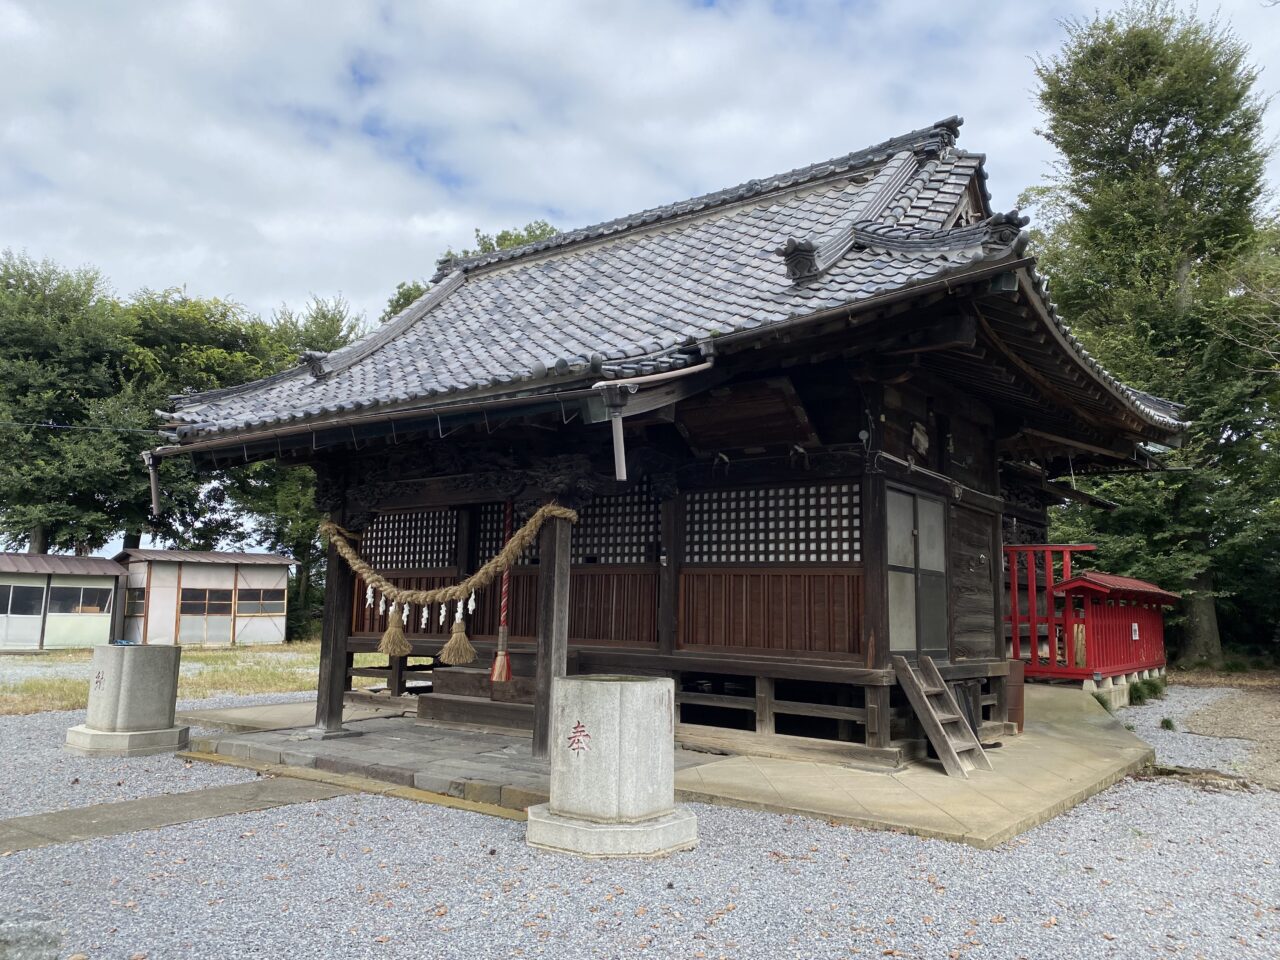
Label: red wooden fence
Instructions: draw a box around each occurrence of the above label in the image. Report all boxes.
[1004,545,1171,680]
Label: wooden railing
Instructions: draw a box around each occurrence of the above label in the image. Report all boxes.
[1004,544,1166,680]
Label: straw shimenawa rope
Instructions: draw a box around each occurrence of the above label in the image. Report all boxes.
[320,503,578,662]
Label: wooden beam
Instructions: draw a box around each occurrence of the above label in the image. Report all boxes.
[972,304,1108,430]
[1011,427,1133,460]
[532,514,573,757]
[882,312,977,356]
[583,367,729,424]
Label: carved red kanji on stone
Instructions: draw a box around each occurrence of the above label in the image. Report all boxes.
[566,720,591,754]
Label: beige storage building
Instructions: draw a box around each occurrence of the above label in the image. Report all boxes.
[115,550,294,646]
[0,553,126,650]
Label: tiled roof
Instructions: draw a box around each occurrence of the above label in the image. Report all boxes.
[114,549,294,566]
[1055,571,1180,603]
[165,117,1181,444]
[0,554,125,577]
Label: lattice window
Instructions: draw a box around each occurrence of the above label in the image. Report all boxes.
[362,509,457,569]
[571,488,660,564]
[685,482,860,564]
[478,502,538,566]
[477,488,660,566]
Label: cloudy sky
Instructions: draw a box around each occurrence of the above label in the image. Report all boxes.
[3,0,1278,324]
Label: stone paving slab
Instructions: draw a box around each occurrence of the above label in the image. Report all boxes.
[175,698,407,733]
[186,685,1154,849]
[0,778,351,853]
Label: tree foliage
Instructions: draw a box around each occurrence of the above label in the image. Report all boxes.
[1027,1,1279,663]
[0,252,362,635]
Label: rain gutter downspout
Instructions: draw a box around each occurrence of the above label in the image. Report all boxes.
[589,360,716,481]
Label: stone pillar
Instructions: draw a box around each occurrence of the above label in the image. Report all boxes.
[65,644,189,756]
[526,675,697,858]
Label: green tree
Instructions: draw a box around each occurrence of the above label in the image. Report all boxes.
[1027,1,1278,664]
[271,293,365,357]
[0,251,138,553]
[380,220,558,321]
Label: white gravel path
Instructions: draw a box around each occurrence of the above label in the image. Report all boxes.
[1117,685,1253,773]
[2,780,1278,960]
[0,694,312,819]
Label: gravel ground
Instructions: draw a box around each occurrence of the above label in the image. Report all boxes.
[2,780,1278,960]
[0,694,314,820]
[1117,685,1252,773]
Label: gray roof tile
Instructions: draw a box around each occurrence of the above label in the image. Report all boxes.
[167,118,1182,442]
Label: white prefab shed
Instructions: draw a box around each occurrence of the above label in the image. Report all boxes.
[115,549,294,646]
[0,553,126,650]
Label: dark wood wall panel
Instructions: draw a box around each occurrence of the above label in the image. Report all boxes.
[351,571,458,636]
[358,567,659,647]
[564,568,659,646]
[678,567,863,657]
[949,504,999,659]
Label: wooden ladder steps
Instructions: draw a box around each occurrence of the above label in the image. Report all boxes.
[892,655,992,779]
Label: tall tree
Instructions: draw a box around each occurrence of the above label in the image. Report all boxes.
[1028,1,1277,664]
[380,220,558,321]
[0,251,137,553]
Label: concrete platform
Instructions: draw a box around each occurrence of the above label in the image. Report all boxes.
[0,778,351,853]
[187,685,1153,849]
[176,698,407,733]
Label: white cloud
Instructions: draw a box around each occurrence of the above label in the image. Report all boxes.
[2,0,1277,323]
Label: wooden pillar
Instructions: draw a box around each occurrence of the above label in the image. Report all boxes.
[866,684,892,749]
[314,517,355,735]
[754,676,775,735]
[657,496,684,655]
[110,573,127,642]
[532,515,572,757]
[37,573,51,650]
[387,654,406,698]
[862,384,890,671]
[861,469,889,670]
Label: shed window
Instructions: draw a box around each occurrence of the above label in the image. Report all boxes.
[0,585,9,614]
[48,586,113,614]
[9,585,44,616]
[237,588,286,615]
[180,588,233,616]
[125,588,146,617]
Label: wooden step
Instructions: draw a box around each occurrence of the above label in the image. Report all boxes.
[491,675,536,705]
[430,667,491,699]
[416,692,533,730]
[892,655,992,779]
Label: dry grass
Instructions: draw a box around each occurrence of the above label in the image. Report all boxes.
[0,677,89,715]
[1171,668,1280,690]
[0,641,398,715]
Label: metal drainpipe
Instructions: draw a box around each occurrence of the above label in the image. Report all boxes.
[598,384,635,481]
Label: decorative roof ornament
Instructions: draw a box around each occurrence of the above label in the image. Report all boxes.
[776,209,1031,285]
[300,350,329,379]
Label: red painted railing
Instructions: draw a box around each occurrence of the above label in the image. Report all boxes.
[1003,544,1168,680]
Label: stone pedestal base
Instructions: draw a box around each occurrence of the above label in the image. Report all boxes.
[526,803,698,858]
[64,723,189,758]
[305,725,361,740]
